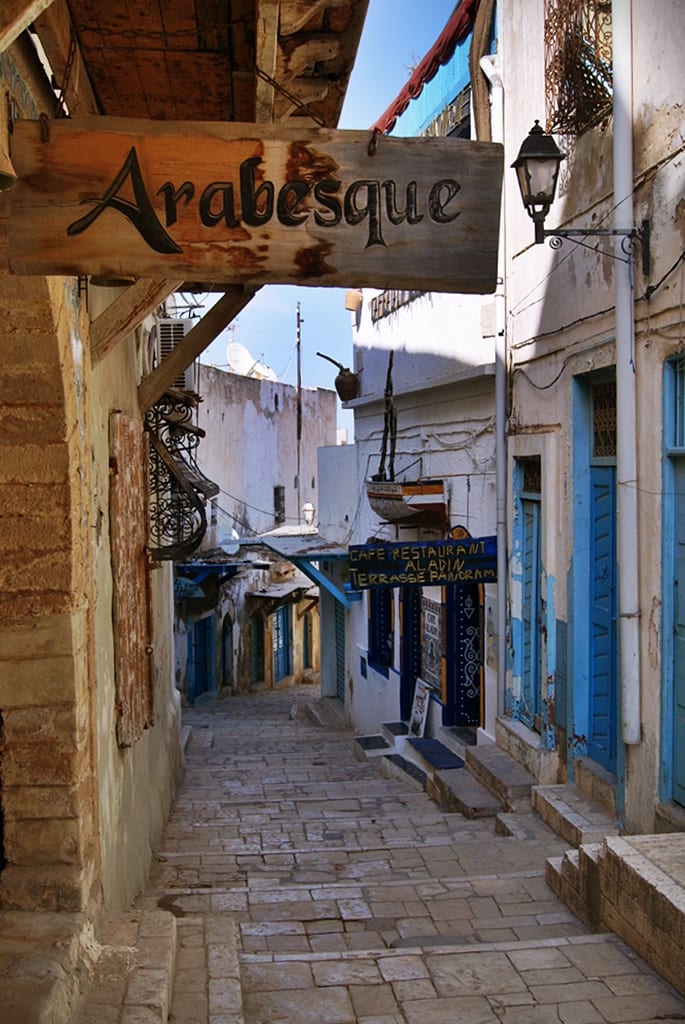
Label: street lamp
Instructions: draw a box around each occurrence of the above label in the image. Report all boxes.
[511,120,565,245]
[512,120,650,274]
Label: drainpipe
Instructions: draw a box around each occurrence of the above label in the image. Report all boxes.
[613,0,641,745]
[480,52,507,725]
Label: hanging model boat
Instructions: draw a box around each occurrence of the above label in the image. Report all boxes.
[365,478,448,529]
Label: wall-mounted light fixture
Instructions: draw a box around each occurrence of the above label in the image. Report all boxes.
[301,501,315,527]
[512,121,650,275]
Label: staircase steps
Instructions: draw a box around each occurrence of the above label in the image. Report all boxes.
[532,784,621,847]
[427,767,502,818]
[464,742,536,811]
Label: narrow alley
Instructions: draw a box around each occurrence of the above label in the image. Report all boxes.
[73,685,685,1024]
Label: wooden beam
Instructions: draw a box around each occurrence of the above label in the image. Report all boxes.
[90,278,183,367]
[0,0,54,52]
[280,0,349,37]
[255,0,279,123]
[33,0,98,116]
[138,286,258,413]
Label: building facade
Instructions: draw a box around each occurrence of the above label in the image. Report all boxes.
[501,0,685,833]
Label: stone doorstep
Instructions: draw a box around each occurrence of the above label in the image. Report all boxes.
[0,910,97,1024]
[378,751,427,792]
[427,767,502,819]
[532,784,621,848]
[464,742,536,811]
[574,756,618,817]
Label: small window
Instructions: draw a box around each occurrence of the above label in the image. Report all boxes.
[274,485,285,524]
[592,379,617,459]
[673,357,685,448]
[521,455,542,496]
[368,588,393,675]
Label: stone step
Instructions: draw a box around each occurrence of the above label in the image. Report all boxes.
[71,910,177,1024]
[465,742,536,810]
[378,751,427,791]
[405,737,465,772]
[427,767,502,818]
[352,734,392,761]
[0,911,97,1024]
[532,784,620,847]
[380,720,408,746]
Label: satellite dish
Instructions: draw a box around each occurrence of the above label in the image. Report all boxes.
[227,341,258,376]
[227,341,278,381]
[252,360,278,382]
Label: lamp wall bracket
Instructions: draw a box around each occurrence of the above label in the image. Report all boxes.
[542,218,650,276]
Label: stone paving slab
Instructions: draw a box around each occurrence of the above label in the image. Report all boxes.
[70,686,685,1024]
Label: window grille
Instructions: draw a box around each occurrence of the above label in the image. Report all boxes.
[545,0,612,135]
[521,456,542,496]
[673,357,685,448]
[592,379,617,458]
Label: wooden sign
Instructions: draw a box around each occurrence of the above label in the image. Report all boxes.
[8,117,503,292]
[348,535,497,589]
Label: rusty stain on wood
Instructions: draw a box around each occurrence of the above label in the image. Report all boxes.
[9,117,504,293]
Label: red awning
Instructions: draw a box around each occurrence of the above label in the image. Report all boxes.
[370,0,480,134]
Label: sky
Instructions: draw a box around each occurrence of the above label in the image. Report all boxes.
[197,0,458,433]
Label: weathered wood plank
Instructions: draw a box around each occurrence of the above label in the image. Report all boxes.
[33,0,99,115]
[0,0,54,52]
[90,277,183,366]
[138,286,257,412]
[9,116,504,293]
[255,0,279,123]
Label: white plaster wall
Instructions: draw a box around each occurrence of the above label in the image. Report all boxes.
[318,442,358,542]
[195,366,337,539]
[342,285,497,739]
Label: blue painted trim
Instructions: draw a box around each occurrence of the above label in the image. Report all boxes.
[542,576,557,750]
[290,557,351,609]
[508,461,524,720]
[572,377,593,759]
[660,358,676,802]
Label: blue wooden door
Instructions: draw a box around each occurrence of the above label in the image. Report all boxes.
[588,466,618,772]
[400,588,422,722]
[272,604,291,683]
[444,583,481,727]
[188,616,213,703]
[520,498,541,727]
[673,459,685,804]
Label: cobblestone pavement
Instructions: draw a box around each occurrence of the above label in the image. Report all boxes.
[113,686,685,1023]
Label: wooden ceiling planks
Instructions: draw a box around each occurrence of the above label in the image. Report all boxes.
[60,1,368,127]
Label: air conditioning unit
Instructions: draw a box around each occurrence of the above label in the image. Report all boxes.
[154,318,194,390]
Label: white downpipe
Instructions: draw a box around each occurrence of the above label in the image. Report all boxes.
[480,53,507,724]
[613,0,641,745]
